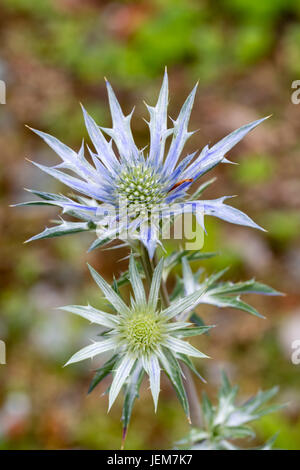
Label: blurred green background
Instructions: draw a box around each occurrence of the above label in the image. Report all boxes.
[1,0,300,450]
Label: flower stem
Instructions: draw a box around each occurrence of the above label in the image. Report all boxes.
[140,243,153,287]
[139,245,202,427]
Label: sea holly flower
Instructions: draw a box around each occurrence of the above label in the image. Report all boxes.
[17,70,268,258]
[176,372,282,450]
[61,256,212,422]
[175,256,282,321]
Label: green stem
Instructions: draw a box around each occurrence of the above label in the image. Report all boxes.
[140,244,202,428]
[140,243,153,287]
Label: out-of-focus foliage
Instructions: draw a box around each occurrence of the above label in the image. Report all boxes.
[176,372,282,450]
[1,0,300,450]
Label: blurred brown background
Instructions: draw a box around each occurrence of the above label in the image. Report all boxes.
[0,0,300,449]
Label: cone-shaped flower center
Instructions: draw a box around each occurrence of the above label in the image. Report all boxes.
[116,165,164,209]
[120,310,164,354]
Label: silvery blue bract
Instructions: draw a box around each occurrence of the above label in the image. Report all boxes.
[18,70,268,257]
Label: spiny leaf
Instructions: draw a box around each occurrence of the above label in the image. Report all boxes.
[210,279,283,296]
[189,177,217,200]
[25,189,71,201]
[121,363,144,448]
[159,347,190,421]
[25,221,91,242]
[209,295,265,318]
[202,391,214,427]
[88,354,119,394]
[220,371,232,397]
[172,325,214,338]
[190,312,206,327]
[165,250,218,270]
[176,353,206,383]
[204,267,230,288]
[88,236,112,252]
[221,425,255,440]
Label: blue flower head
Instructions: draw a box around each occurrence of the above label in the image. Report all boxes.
[18,70,268,257]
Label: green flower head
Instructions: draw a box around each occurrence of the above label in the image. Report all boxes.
[61,255,212,418]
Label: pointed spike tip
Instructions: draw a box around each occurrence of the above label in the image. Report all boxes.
[121,427,127,450]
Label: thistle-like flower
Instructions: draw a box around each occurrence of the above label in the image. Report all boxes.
[61,256,212,418]
[176,372,282,450]
[19,70,267,258]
